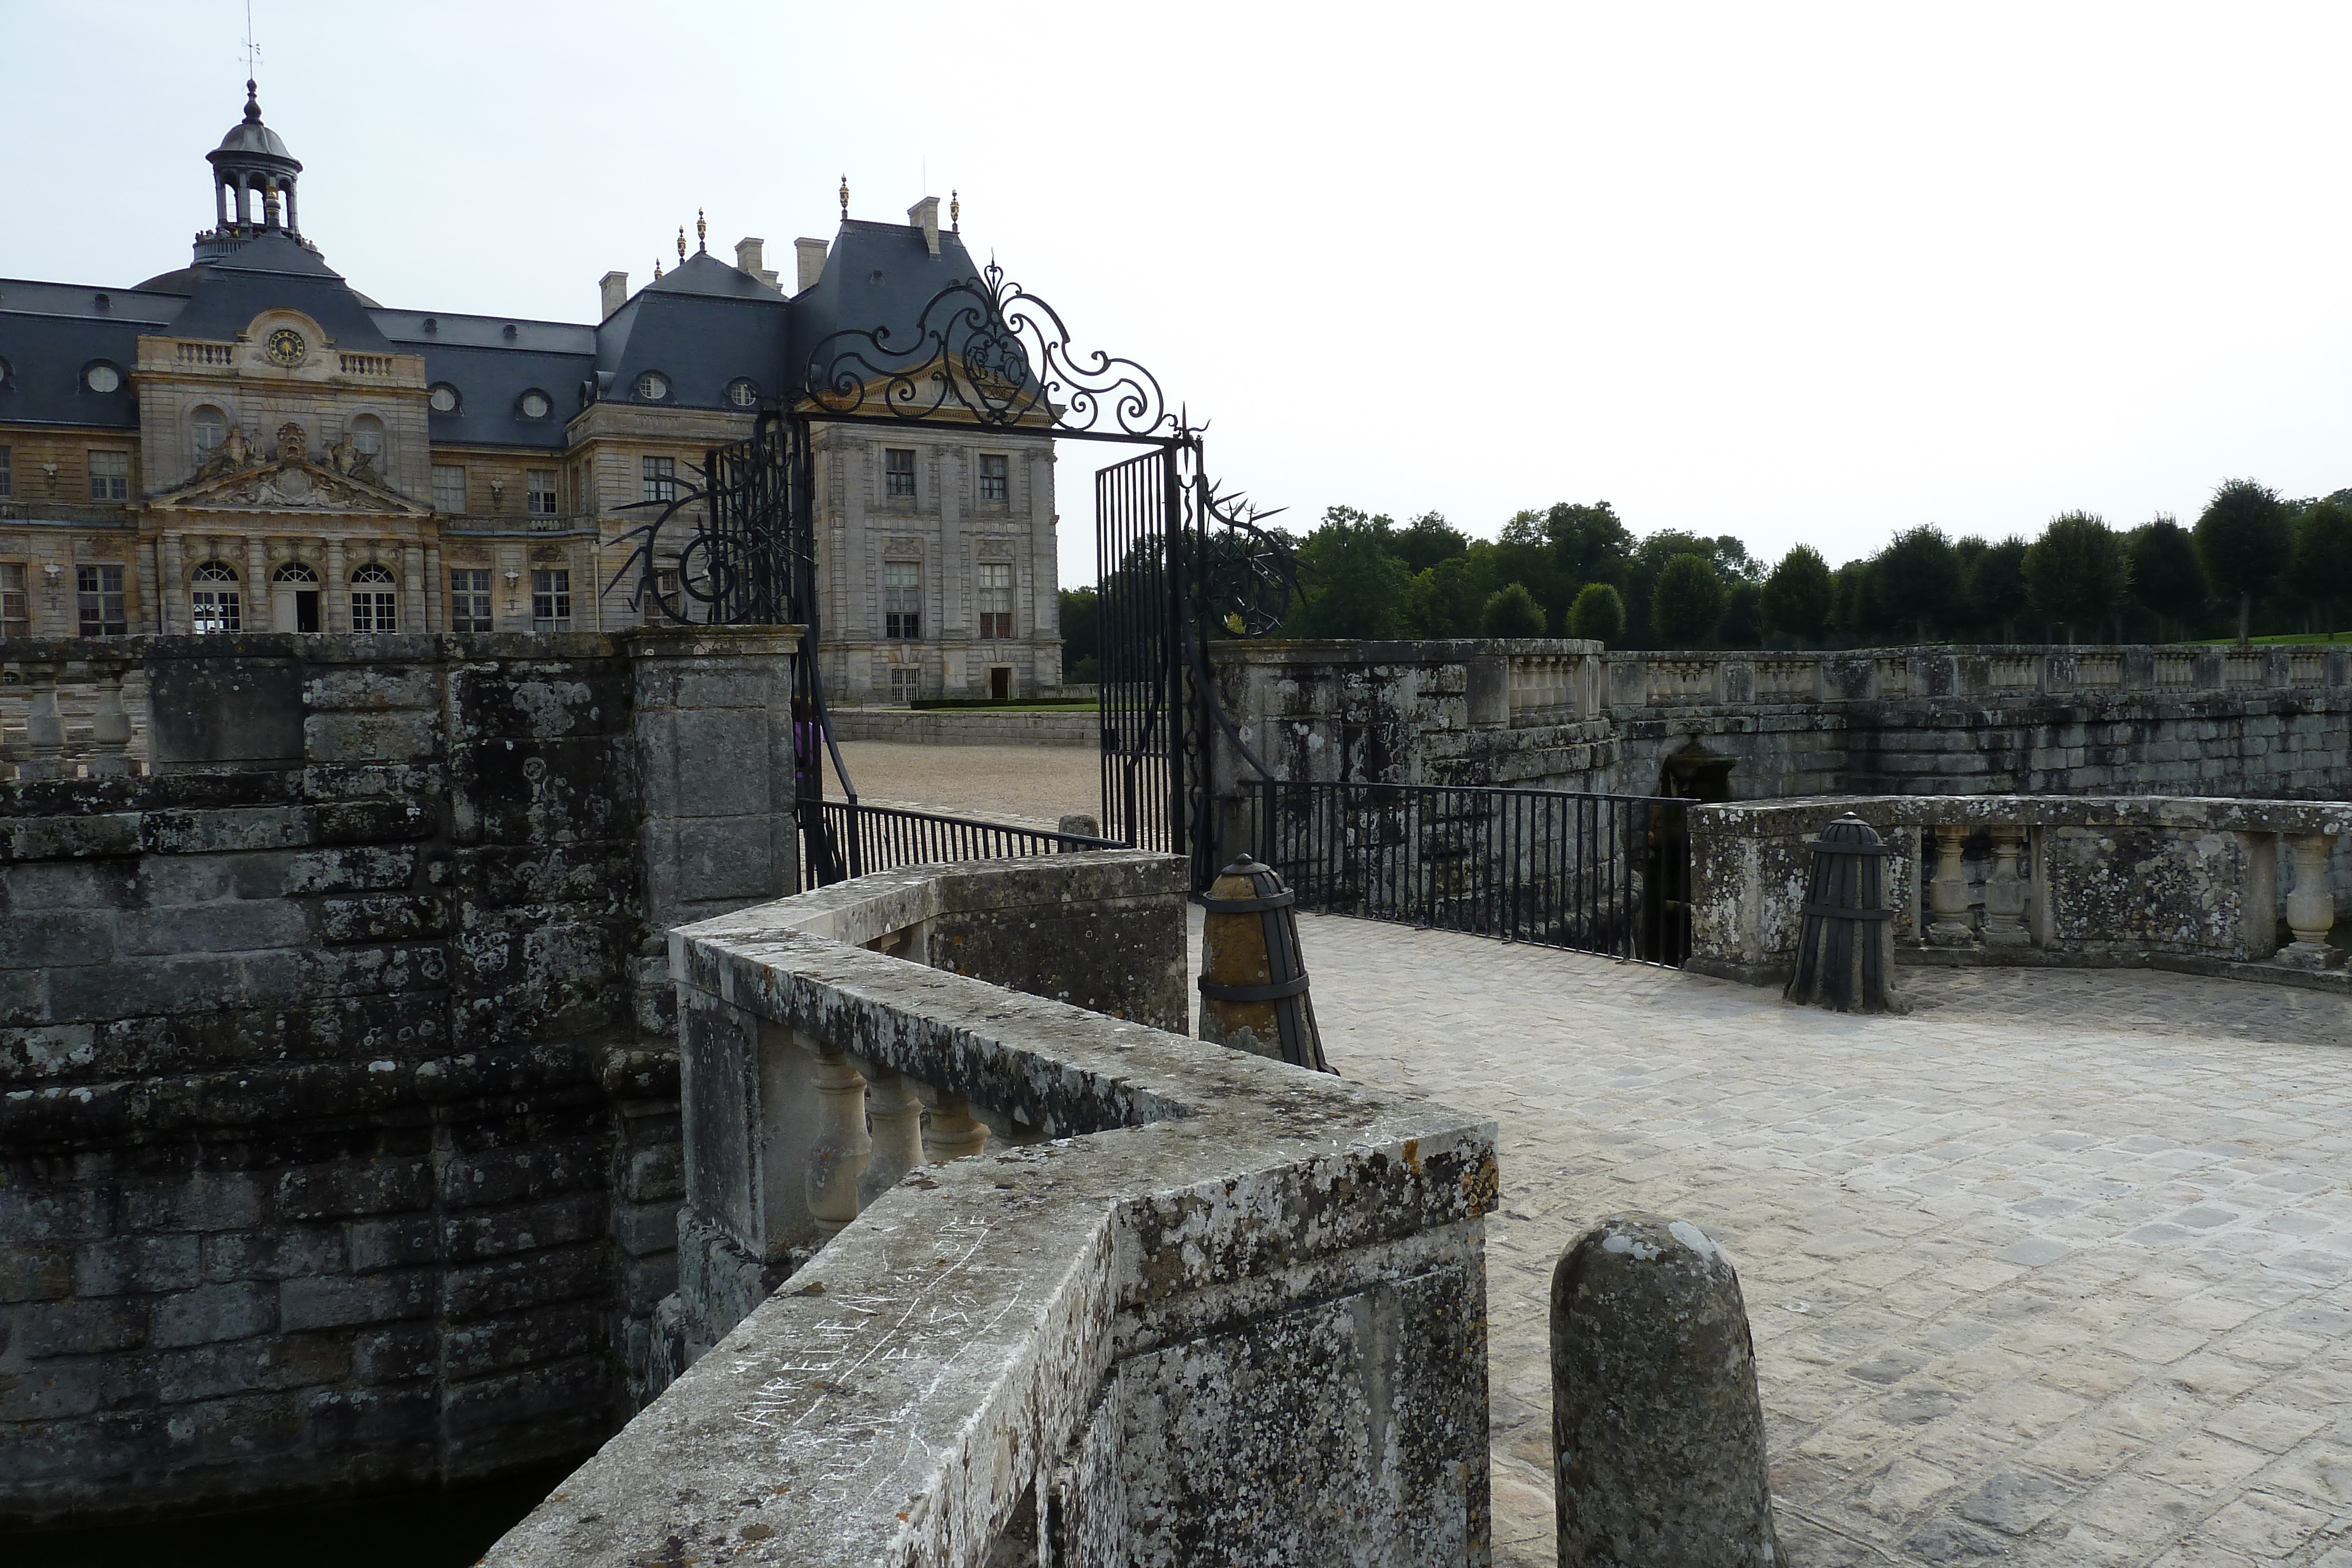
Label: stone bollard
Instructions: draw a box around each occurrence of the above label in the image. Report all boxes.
[1552,1213,1780,1566]
[1058,812,1102,840]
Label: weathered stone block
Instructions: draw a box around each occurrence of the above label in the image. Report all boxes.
[621,1143,683,1204]
[304,666,439,714]
[283,845,417,894]
[609,1199,678,1258]
[440,1139,606,1211]
[72,1234,203,1297]
[1,813,141,862]
[345,1215,440,1273]
[118,901,310,958]
[439,1193,606,1262]
[442,1300,604,1378]
[0,912,113,969]
[149,1282,277,1348]
[440,1242,607,1318]
[350,1323,436,1385]
[141,807,313,857]
[0,1244,74,1302]
[304,711,440,765]
[275,1159,432,1221]
[203,1225,346,1282]
[315,894,447,943]
[278,1268,433,1331]
[20,1297,149,1356]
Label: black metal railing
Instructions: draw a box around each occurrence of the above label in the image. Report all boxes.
[800,798,1127,887]
[1238,780,1692,966]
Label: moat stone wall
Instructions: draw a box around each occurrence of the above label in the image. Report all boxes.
[0,628,798,1526]
[1209,640,2352,806]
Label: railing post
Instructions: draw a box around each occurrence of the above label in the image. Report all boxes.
[87,661,133,777]
[1259,776,1277,868]
[914,1082,990,1163]
[1981,824,2030,947]
[800,1029,871,1238]
[2278,833,2340,969]
[18,663,65,781]
[1926,823,1975,946]
[852,1055,927,1207]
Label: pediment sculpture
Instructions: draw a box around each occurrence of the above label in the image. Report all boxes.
[175,423,398,511]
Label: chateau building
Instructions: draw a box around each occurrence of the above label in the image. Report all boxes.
[0,85,1062,701]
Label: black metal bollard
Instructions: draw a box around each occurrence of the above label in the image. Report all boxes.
[1551,1212,1780,1566]
[1785,811,1905,1014]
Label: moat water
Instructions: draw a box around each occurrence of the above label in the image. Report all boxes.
[6,1459,580,1568]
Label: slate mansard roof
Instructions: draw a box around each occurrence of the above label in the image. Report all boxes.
[1,202,1000,449]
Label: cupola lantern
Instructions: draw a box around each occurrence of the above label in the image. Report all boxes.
[203,79,304,243]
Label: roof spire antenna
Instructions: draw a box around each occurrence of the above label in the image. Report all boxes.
[951,189,960,232]
[240,0,263,113]
[839,173,849,221]
[676,226,686,263]
[653,255,663,280]
[696,208,707,253]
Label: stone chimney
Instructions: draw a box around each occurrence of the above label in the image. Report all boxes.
[600,270,629,319]
[907,196,940,256]
[794,238,828,293]
[734,236,780,290]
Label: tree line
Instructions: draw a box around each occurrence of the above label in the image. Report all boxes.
[1054,477,2352,677]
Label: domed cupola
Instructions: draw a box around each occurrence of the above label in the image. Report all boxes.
[200,80,305,255]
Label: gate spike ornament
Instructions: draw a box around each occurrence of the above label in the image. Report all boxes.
[1198,857,1330,1072]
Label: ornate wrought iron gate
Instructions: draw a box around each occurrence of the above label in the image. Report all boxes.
[1095,448,1180,854]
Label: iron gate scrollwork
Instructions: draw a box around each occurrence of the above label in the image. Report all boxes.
[611,258,1298,890]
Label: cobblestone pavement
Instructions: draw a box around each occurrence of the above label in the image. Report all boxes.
[1295,914,2352,1566]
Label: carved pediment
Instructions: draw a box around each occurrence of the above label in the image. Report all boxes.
[153,450,427,517]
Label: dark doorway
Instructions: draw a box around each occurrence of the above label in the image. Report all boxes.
[1642,742,1733,963]
[990,666,1011,702]
[294,590,319,633]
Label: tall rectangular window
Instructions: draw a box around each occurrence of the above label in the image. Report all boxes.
[533,568,572,631]
[88,450,129,502]
[527,469,559,516]
[883,561,921,639]
[884,448,916,499]
[78,564,127,636]
[978,561,1014,640]
[0,564,28,637]
[449,568,492,633]
[432,464,467,512]
[641,456,677,504]
[0,447,13,499]
[978,453,1008,503]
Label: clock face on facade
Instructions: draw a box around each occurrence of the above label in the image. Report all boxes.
[265,329,307,366]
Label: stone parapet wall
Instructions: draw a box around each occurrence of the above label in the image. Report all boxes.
[1209,639,2352,808]
[0,628,799,1524]
[486,851,1495,1567]
[1686,794,2352,987]
[824,704,1095,747]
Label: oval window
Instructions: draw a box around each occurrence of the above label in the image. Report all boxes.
[726,377,759,408]
[519,390,552,420]
[85,363,122,393]
[634,372,669,402]
[429,383,461,413]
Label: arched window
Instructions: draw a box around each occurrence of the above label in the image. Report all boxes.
[350,561,398,633]
[191,406,228,465]
[272,561,319,584]
[191,561,241,634]
[349,414,385,472]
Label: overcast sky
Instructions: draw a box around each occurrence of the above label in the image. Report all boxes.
[6,2,2348,589]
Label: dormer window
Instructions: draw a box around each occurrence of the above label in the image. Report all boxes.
[726,378,759,409]
[84,363,122,394]
[518,389,552,420]
[634,372,670,402]
[429,383,461,414]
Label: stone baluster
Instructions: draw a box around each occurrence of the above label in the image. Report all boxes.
[1925,824,1975,945]
[87,661,132,777]
[1980,824,2030,947]
[2278,833,2340,969]
[800,1030,871,1238]
[18,664,65,781]
[852,1056,927,1208]
[915,1082,990,1163]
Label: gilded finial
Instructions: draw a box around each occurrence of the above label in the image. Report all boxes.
[951,190,960,232]
[653,256,663,280]
[839,173,848,220]
[677,226,687,262]
[696,208,707,253]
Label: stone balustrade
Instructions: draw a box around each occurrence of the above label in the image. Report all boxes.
[485,850,1496,1567]
[0,656,151,778]
[1503,644,2352,724]
[1687,794,2352,990]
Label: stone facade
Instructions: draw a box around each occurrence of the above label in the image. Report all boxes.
[0,88,1060,703]
[0,628,799,1524]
